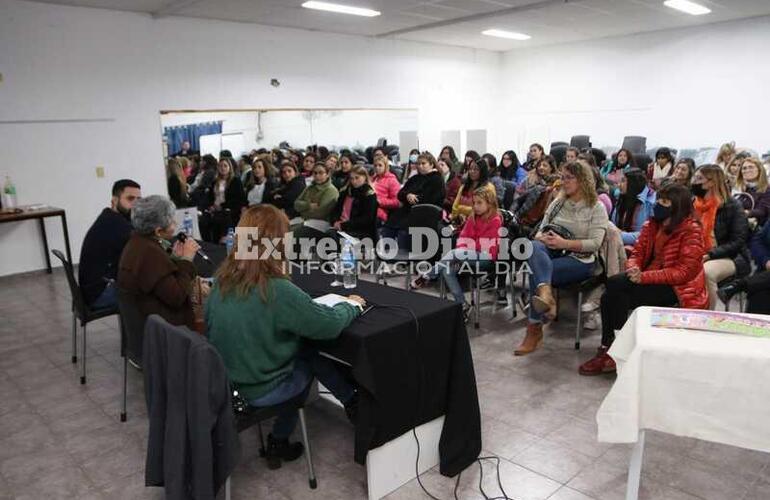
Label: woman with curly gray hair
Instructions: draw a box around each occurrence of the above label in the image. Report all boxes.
[118,195,200,339]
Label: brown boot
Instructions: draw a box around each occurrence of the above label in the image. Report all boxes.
[514,323,543,356]
[531,284,557,320]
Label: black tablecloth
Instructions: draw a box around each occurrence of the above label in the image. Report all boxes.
[196,243,481,477]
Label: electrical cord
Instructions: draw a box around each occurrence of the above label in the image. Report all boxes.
[371,303,515,500]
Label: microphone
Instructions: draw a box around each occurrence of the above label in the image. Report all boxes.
[177,232,210,262]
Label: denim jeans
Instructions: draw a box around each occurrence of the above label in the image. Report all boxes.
[379,225,411,252]
[527,240,594,323]
[248,345,355,439]
[427,248,493,304]
[91,280,117,310]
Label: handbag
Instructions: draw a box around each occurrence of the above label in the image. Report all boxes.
[537,198,574,258]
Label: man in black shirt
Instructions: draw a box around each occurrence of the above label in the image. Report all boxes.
[79,179,141,309]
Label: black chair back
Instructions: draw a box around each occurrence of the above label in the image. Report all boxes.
[622,136,647,155]
[550,141,568,149]
[633,153,653,171]
[117,288,147,366]
[51,249,88,322]
[590,148,607,165]
[570,135,591,149]
[550,145,568,165]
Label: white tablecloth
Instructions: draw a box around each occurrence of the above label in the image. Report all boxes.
[597,306,770,452]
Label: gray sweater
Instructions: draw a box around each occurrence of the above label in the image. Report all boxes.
[538,196,608,263]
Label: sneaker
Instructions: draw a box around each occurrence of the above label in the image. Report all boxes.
[495,289,508,305]
[410,274,428,290]
[578,347,616,376]
[581,300,599,313]
[480,277,496,290]
[462,303,473,324]
[583,313,600,330]
[265,433,304,469]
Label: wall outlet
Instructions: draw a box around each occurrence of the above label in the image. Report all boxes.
[95,166,105,178]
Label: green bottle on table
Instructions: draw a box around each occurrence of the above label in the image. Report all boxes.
[3,175,18,209]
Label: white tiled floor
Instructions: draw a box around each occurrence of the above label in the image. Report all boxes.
[0,270,766,499]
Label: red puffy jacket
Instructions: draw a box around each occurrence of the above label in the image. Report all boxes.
[627,216,709,310]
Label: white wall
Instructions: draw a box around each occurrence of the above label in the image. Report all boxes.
[499,15,770,155]
[0,0,501,276]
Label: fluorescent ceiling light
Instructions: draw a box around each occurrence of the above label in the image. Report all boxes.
[482,29,531,41]
[302,1,380,17]
[663,0,711,16]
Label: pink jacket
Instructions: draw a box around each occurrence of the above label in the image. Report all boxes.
[457,213,502,260]
[372,171,401,222]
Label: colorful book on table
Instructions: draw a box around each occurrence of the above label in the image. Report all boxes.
[650,308,770,338]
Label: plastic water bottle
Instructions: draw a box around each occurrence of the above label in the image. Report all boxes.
[341,239,357,289]
[225,227,235,254]
[2,176,17,209]
[183,212,194,237]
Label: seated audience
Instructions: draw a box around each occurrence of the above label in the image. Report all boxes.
[725,154,745,189]
[402,149,421,183]
[612,168,655,245]
[189,154,217,195]
[329,166,379,241]
[325,152,339,173]
[588,163,613,216]
[715,141,736,172]
[294,163,338,222]
[206,205,363,468]
[266,161,306,219]
[483,153,510,207]
[332,152,354,190]
[173,140,194,158]
[719,221,770,314]
[579,183,708,375]
[199,158,248,243]
[244,158,278,207]
[510,161,560,235]
[166,158,189,208]
[462,150,481,176]
[565,146,580,165]
[498,150,527,185]
[691,165,751,308]
[438,158,463,213]
[301,152,316,184]
[522,143,545,171]
[450,157,495,228]
[118,195,199,330]
[733,157,770,227]
[79,179,141,309]
[370,156,401,226]
[600,148,635,193]
[412,188,501,320]
[518,155,558,194]
[381,152,445,250]
[647,147,675,189]
[440,145,463,175]
[516,161,609,356]
[672,157,695,187]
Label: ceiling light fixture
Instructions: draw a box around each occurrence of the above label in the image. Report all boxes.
[663,0,711,16]
[481,29,531,41]
[301,1,381,17]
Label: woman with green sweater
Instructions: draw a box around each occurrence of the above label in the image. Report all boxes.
[294,163,339,222]
[206,205,365,469]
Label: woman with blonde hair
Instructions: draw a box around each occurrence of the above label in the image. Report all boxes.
[206,205,364,468]
[412,187,502,322]
[715,142,736,171]
[691,164,750,308]
[166,157,189,208]
[733,157,770,226]
[516,161,609,356]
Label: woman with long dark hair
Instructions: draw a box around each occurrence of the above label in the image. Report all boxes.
[579,183,708,375]
[440,145,463,175]
[450,156,494,227]
[691,164,750,308]
[612,168,655,245]
[498,150,527,185]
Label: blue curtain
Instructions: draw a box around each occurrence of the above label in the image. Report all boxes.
[164,121,222,155]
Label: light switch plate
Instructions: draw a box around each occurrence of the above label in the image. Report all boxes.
[96,166,105,178]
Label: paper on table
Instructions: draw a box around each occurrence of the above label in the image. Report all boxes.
[650,308,770,338]
[313,293,362,310]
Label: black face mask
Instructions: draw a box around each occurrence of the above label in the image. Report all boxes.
[691,182,708,198]
[652,203,671,222]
